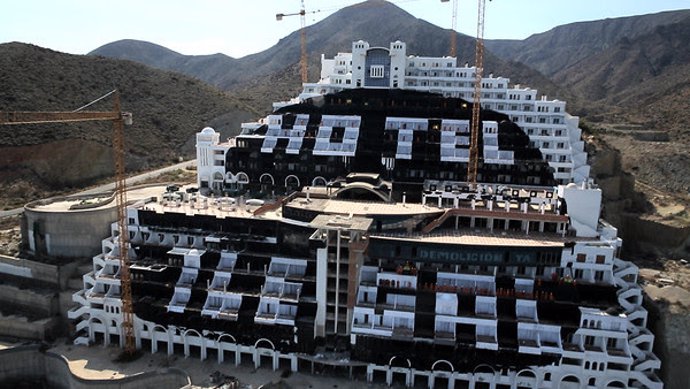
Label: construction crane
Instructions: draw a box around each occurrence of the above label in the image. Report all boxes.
[276,0,312,83]
[0,90,137,355]
[440,0,459,57]
[467,0,488,187]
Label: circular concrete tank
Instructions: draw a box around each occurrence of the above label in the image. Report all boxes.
[22,185,165,259]
[23,193,118,258]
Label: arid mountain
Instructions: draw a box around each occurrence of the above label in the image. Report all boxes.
[486,10,690,192]
[90,0,571,112]
[0,42,257,208]
[485,10,690,77]
[88,3,690,192]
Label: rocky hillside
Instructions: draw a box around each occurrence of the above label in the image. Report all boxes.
[486,10,690,192]
[485,10,690,77]
[90,0,571,112]
[0,43,258,208]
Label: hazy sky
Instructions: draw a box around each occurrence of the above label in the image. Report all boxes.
[2,0,688,58]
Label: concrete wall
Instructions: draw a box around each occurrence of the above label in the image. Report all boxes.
[23,197,118,259]
[0,254,82,289]
[0,283,57,316]
[622,215,690,253]
[0,315,57,340]
[0,345,191,389]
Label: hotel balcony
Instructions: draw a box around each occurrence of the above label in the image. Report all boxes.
[261,136,278,153]
[475,296,497,319]
[267,257,308,279]
[167,287,191,313]
[95,265,120,281]
[261,277,302,302]
[356,285,377,307]
[376,272,417,291]
[202,292,242,321]
[518,323,541,354]
[176,268,198,288]
[516,299,538,322]
[434,317,456,344]
[378,293,416,312]
[86,283,107,302]
[254,297,297,326]
[476,330,499,351]
[216,251,237,272]
[208,272,232,292]
[437,272,496,297]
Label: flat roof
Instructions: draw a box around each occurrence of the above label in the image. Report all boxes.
[372,229,577,247]
[310,214,372,231]
[26,185,167,213]
[141,195,274,220]
[286,196,441,217]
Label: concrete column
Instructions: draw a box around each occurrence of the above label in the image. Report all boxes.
[135,331,142,350]
[273,353,279,371]
[151,333,158,354]
[104,325,110,346]
[201,341,207,361]
[235,347,241,366]
[428,374,435,389]
[253,349,260,369]
[386,368,393,386]
[217,343,223,364]
[167,328,174,356]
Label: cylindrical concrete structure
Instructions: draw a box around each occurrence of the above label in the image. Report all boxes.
[21,185,167,259]
[22,194,118,259]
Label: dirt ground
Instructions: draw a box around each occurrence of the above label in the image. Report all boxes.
[640,259,690,310]
[0,215,21,257]
[48,341,389,389]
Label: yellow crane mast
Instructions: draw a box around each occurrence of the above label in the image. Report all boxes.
[276,0,312,83]
[468,0,488,187]
[441,0,459,57]
[0,90,136,355]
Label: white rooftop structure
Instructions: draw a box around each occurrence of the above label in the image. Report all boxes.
[274,40,590,185]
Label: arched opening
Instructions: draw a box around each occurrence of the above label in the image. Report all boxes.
[217,334,237,364]
[473,364,495,374]
[516,369,537,389]
[213,172,224,191]
[606,381,626,388]
[311,176,328,186]
[89,316,106,345]
[255,338,276,369]
[431,360,454,389]
[473,364,495,389]
[236,172,249,193]
[559,374,582,389]
[259,173,275,196]
[285,175,300,194]
[333,183,390,202]
[139,323,152,352]
[108,319,121,346]
[388,356,411,386]
[153,324,168,354]
[184,329,203,359]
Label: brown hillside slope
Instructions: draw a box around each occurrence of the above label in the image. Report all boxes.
[0,43,257,208]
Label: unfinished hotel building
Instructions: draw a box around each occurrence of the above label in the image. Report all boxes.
[69,41,662,389]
